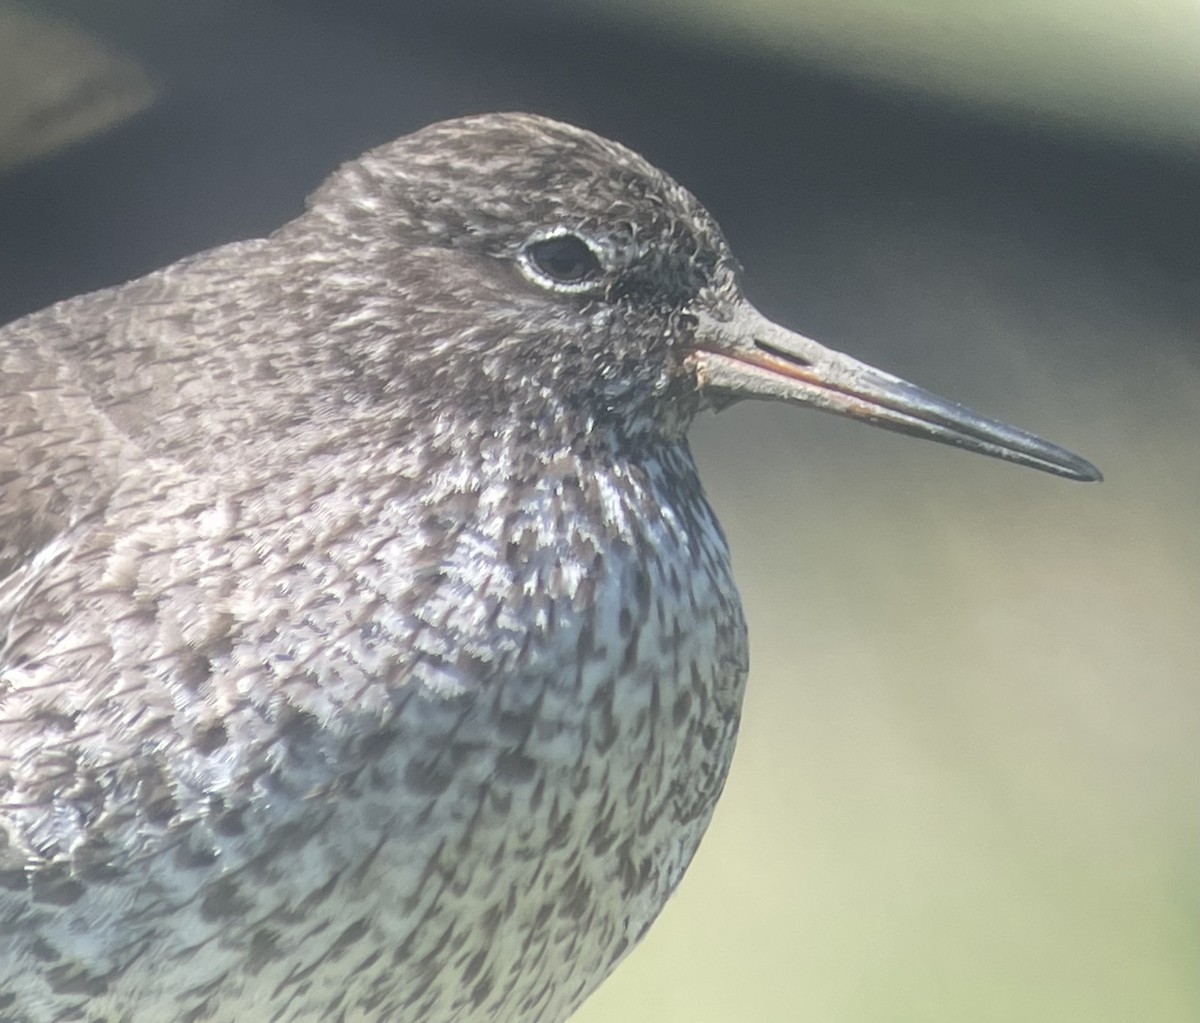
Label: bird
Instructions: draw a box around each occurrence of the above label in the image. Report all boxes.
[0,112,1099,1023]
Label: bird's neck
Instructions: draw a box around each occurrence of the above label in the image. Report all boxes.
[221,428,731,709]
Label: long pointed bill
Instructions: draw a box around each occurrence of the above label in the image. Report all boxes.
[690,302,1101,482]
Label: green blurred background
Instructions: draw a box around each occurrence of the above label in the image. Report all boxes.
[1,1,1196,1020]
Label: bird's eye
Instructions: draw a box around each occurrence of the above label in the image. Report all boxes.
[520,232,603,292]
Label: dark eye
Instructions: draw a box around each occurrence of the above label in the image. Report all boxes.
[521,233,603,291]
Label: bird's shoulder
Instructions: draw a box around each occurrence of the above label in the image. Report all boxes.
[0,240,276,589]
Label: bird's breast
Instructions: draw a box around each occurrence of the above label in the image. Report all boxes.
[236,441,752,1021]
[322,442,751,1021]
[0,442,750,1023]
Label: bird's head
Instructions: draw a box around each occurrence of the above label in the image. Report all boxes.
[291,112,1098,480]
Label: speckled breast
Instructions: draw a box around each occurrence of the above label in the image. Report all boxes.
[0,441,748,1023]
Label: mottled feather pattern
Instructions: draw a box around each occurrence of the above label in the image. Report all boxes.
[0,114,749,1022]
[0,108,1101,1023]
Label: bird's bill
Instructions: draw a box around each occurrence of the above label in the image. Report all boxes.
[690,302,1101,482]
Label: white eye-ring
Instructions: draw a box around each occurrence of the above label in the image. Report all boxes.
[518,229,605,294]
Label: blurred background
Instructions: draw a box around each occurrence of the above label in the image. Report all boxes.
[1,1,1196,1020]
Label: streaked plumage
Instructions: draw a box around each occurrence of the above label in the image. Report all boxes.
[0,113,1098,1023]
